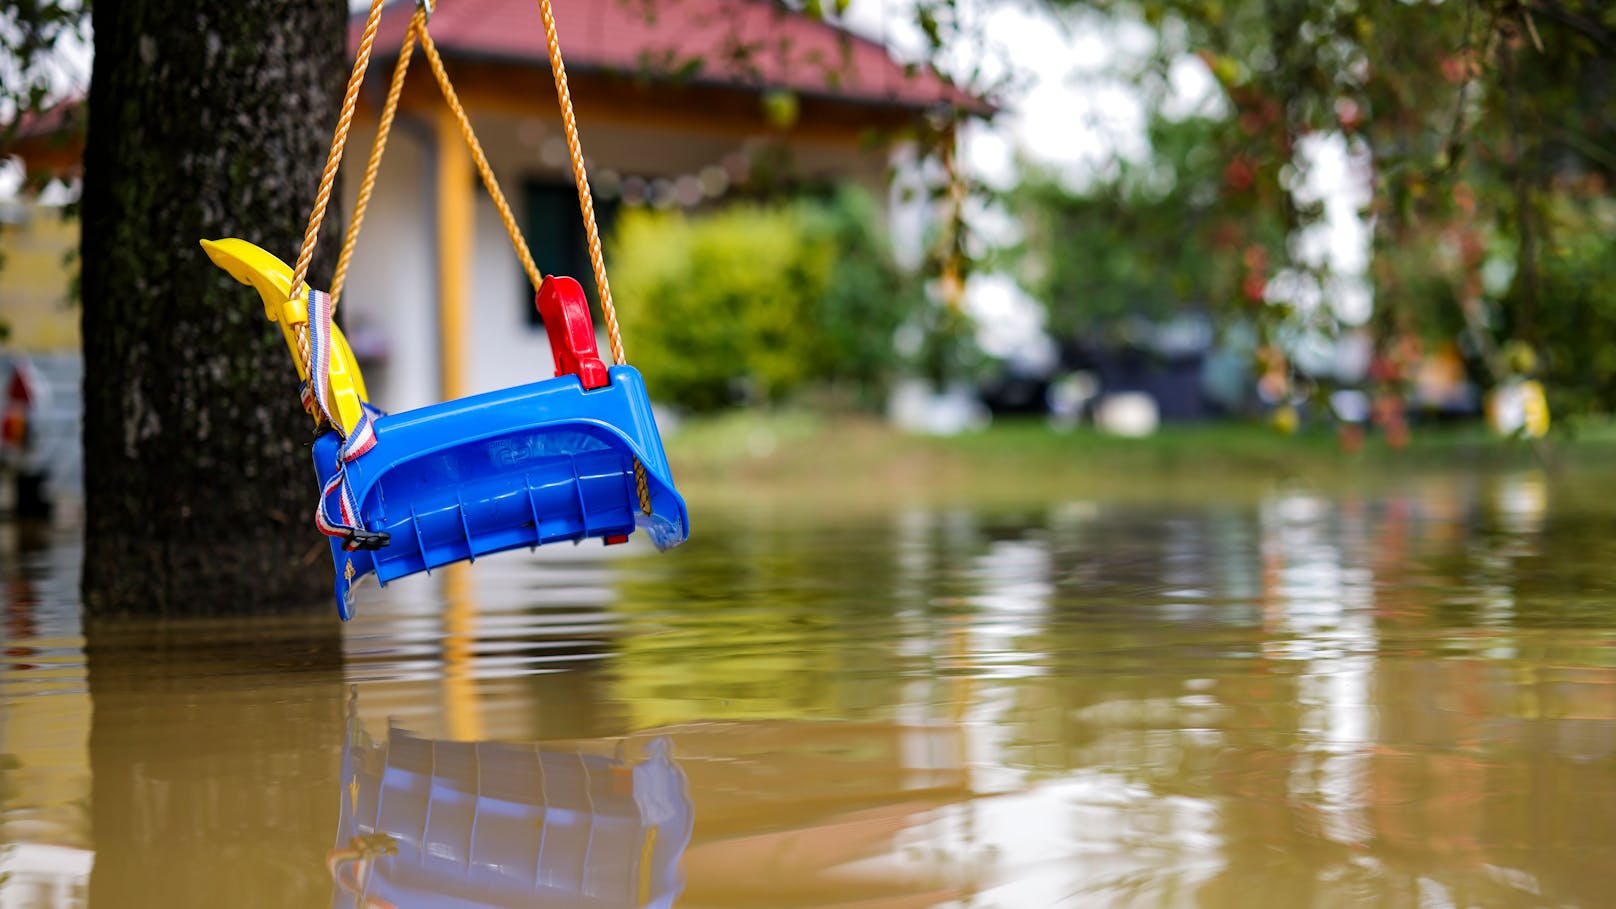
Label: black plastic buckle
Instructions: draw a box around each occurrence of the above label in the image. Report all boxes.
[344,529,392,551]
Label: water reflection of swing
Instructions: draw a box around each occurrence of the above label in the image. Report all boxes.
[334,686,976,909]
[331,694,694,909]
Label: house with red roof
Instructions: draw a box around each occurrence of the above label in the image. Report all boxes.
[6,0,982,414]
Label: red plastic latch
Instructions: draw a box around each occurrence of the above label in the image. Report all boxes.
[536,275,609,390]
[6,367,35,406]
[2,367,35,450]
[604,534,629,546]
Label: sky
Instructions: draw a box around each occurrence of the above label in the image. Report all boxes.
[845,0,1219,191]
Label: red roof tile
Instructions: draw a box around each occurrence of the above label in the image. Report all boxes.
[6,98,83,142]
[354,0,983,112]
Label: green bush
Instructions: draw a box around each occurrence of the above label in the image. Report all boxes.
[1503,199,1616,419]
[609,187,917,412]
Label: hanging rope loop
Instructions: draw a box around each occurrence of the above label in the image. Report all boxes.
[331,2,545,308]
[297,0,629,370]
[288,0,653,515]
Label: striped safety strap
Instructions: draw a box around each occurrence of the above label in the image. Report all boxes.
[305,288,380,548]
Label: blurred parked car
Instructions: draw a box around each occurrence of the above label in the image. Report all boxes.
[0,354,80,519]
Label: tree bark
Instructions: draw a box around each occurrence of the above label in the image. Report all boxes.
[81,0,348,615]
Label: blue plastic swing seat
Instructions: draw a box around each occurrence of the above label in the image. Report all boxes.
[197,236,686,619]
[315,364,688,619]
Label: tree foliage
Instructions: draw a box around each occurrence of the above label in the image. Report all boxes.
[1013,114,1289,342]
[1508,197,1616,416]
[1028,0,1616,412]
[0,0,85,147]
[610,187,920,412]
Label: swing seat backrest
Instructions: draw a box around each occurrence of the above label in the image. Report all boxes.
[316,275,687,619]
[318,363,688,619]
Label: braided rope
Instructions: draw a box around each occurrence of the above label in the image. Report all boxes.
[537,0,622,366]
[536,0,650,514]
[331,9,425,309]
[419,28,545,295]
[291,0,389,380]
[286,0,653,517]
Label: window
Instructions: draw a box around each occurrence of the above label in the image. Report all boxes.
[522,179,618,327]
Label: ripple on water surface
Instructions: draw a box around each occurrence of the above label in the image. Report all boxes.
[3,472,1616,907]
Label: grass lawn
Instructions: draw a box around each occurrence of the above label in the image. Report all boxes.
[664,410,1615,511]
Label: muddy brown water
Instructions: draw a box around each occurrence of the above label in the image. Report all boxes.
[4,469,1616,907]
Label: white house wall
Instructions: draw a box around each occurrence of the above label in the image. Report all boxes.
[340,105,894,414]
[338,116,439,414]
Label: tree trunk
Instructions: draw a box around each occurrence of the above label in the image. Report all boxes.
[81,0,348,615]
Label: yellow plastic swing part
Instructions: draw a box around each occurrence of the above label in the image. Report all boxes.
[200,237,371,436]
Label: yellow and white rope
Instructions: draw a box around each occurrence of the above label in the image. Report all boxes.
[536,0,650,513]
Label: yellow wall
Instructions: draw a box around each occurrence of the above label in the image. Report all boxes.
[0,203,79,352]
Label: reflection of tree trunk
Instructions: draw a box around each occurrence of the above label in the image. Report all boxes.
[84,621,344,907]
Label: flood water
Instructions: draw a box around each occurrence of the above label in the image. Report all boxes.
[5,468,1616,907]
